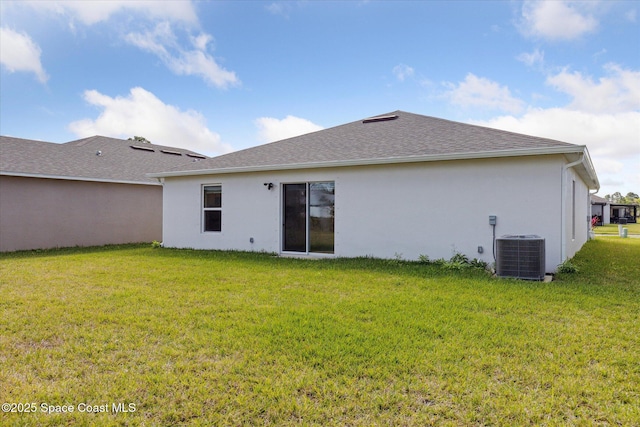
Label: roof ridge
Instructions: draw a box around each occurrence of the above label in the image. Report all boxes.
[1,134,207,183]
[63,135,207,155]
[154,110,585,178]
[399,111,576,146]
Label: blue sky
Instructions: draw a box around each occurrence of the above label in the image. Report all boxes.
[1,0,638,196]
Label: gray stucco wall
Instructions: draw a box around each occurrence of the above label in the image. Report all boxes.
[0,176,162,252]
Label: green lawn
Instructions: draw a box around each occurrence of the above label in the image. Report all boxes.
[593,222,640,235]
[1,239,638,426]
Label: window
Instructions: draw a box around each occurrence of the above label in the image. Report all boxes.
[203,185,222,232]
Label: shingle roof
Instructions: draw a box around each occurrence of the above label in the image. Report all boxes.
[155,111,584,177]
[0,135,207,184]
[590,194,608,205]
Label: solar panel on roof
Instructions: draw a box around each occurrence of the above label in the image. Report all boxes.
[362,114,398,124]
[130,145,155,152]
[161,149,183,156]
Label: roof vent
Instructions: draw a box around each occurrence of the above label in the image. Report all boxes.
[187,153,207,159]
[362,114,398,124]
[160,149,183,156]
[130,145,155,152]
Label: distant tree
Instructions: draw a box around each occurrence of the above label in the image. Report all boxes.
[605,191,639,205]
[128,136,151,144]
[611,192,624,203]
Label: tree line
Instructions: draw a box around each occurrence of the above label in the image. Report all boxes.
[604,192,639,205]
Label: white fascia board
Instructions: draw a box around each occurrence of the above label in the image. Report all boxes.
[0,171,159,186]
[148,145,586,179]
[576,147,600,190]
[583,147,600,189]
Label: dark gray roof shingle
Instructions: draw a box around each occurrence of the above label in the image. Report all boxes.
[0,135,207,184]
[158,111,580,175]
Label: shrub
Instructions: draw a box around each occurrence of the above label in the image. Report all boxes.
[417,252,489,273]
[557,259,579,274]
[450,252,469,264]
[417,254,430,264]
[469,258,489,270]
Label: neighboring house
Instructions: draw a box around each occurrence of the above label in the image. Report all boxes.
[0,136,207,252]
[609,204,638,224]
[590,195,638,225]
[590,195,610,225]
[150,111,600,273]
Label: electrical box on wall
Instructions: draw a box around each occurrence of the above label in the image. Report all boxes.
[489,215,497,225]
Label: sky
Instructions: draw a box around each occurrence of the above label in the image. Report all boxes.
[1,0,638,197]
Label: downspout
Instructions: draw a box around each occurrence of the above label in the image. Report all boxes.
[155,177,165,245]
[561,154,585,263]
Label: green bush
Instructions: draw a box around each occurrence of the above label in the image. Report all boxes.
[418,252,489,272]
[469,258,489,270]
[557,258,579,274]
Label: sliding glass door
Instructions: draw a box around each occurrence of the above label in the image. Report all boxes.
[283,183,307,252]
[283,182,334,254]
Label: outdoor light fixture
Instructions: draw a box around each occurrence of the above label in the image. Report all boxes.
[264,183,274,190]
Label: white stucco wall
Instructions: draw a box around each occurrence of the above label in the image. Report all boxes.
[563,166,591,260]
[604,205,611,224]
[162,155,588,273]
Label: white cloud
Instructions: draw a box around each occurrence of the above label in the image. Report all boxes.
[517,48,545,68]
[392,64,415,82]
[68,87,232,155]
[546,64,640,113]
[519,0,598,41]
[476,109,639,157]
[466,62,640,195]
[266,2,291,18]
[23,0,198,26]
[125,22,239,89]
[593,158,624,175]
[443,73,525,114]
[0,27,48,83]
[474,109,640,195]
[191,33,212,52]
[255,116,324,143]
[625,9,637,23]
[17,0,238,88]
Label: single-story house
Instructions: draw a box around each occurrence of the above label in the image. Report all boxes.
[590,195,638,225]
[590,195,610,225]
[0,135,207,252]
[150,111,600,273]
[609,204,638,224]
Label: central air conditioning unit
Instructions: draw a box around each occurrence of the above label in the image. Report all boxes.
[496,235,545,280]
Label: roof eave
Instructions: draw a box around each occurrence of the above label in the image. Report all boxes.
[578,146,600,191]
[148,145,586,179]
[0,171,160,186]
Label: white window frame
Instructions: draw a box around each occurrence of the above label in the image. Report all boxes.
[202,184,222,233]
[281,181,335,255]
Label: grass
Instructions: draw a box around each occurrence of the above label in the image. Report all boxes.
[593,222,640,235]
[1,239,639,426]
